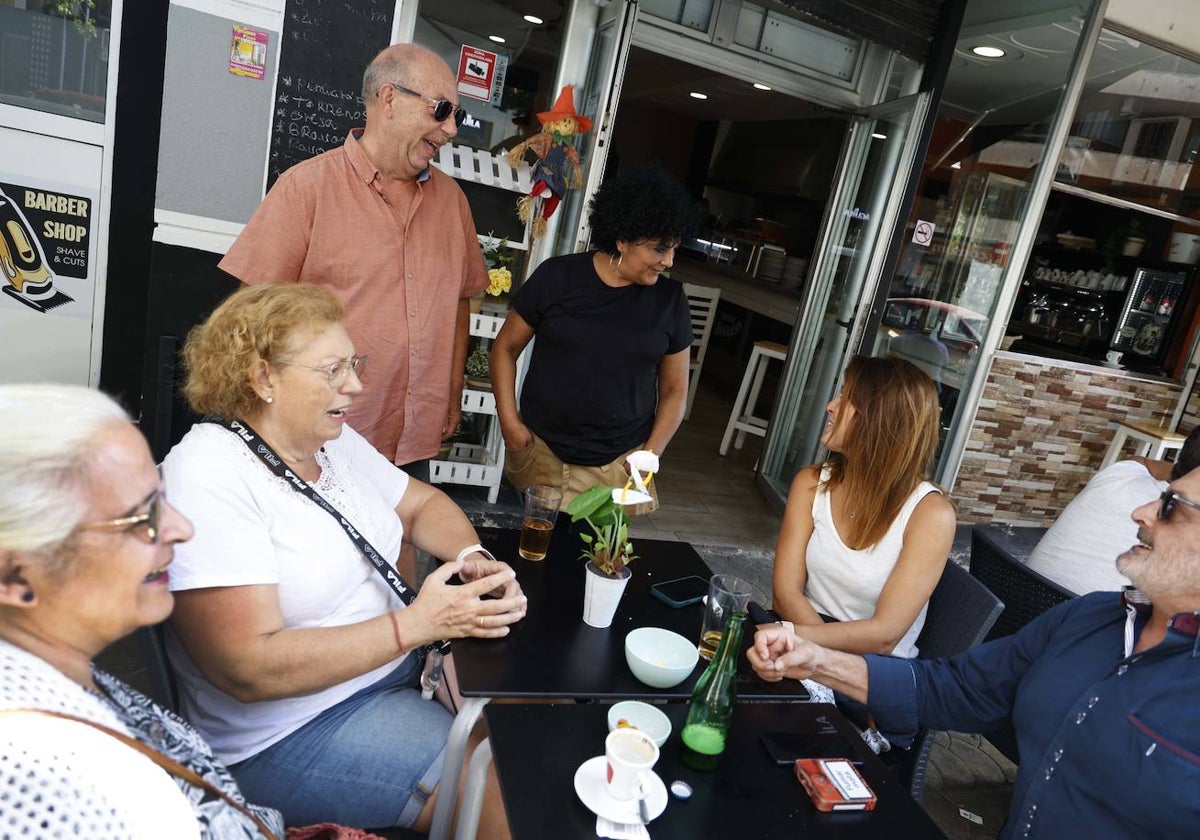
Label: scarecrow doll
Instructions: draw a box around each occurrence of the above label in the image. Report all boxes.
[506,85,591,239]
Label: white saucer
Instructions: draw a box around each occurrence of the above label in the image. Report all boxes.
[573,756,668,823]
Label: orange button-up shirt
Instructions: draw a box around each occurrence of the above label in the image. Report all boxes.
[220,130,488,464]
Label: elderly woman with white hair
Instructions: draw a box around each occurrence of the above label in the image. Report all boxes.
[0,384,284,839]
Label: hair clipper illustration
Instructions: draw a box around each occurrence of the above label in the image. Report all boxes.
[0,188,74,313]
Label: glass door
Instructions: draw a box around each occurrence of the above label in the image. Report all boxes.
[758,92,930,503]
[548,0,638,257]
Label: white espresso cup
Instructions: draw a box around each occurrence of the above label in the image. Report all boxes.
[604,728,659,801]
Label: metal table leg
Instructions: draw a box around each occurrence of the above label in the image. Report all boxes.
[429,696,490,840]
[454,737,494,840]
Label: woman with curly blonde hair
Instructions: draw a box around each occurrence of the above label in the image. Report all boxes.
[163,283,524,836]
[770,355,955,658]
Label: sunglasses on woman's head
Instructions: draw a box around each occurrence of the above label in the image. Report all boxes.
[1158,488,1200,521]
[388,82,466,127]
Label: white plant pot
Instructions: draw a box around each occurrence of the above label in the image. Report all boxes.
[582,563,631,628]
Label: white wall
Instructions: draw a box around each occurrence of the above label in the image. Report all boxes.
[1107,0,1200,56]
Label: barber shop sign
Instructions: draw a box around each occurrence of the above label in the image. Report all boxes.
[0,180,93,316]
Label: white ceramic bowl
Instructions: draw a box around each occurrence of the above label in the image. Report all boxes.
[624,627,699,689]
[607,700,672,746]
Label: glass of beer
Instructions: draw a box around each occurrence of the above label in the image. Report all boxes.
[697,574,753,660]
[518,484,563,561]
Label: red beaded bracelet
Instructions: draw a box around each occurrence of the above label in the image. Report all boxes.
[387,611,406,654]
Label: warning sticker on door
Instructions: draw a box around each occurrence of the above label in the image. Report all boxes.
[457,46,497,102]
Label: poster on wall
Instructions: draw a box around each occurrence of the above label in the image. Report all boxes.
[0,179,94,319]
[457,46,499,102]
[229,25,268,80]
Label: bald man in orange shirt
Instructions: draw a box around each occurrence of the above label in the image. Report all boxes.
[221,44,487,579]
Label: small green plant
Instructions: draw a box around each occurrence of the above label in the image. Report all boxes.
[566,486,638,578]
[465,348,489,380]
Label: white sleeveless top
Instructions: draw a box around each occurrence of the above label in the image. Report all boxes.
[803,468,940,658]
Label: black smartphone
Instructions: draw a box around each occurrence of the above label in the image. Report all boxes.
[650,575,709,608]
[761,730,861,766]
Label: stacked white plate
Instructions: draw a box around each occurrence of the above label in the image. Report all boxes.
[782,256,807,290]
[758,246,786,282]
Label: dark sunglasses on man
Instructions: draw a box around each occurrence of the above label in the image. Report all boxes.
[1159,488,1200,521]
[389,82,466,128]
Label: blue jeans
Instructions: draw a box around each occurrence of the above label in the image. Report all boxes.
[229,655,452,828]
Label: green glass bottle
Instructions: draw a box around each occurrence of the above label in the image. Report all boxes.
[680,609,746,770]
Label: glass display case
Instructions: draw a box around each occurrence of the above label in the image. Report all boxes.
[876,170,1027,423]
[1111,267,1190,366]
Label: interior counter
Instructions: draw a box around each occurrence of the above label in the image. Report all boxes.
[669,259,801,326]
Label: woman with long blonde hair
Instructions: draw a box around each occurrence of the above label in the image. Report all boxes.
[770,355,955,658]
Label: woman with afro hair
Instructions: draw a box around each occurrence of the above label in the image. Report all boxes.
[491,166,696,508]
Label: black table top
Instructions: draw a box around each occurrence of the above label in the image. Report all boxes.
[453,526,805,701]
[484,702,946,840]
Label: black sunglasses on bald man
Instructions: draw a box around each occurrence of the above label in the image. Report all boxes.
[388,82,466,128]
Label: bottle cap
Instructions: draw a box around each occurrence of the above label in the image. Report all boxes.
[669,780,693,800]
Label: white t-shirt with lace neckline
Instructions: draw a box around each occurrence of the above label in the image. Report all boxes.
[162,422,410,764]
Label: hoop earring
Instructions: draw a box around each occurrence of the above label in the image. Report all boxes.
[609,252,623,272]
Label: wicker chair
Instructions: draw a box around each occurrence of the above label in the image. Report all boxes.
[133,624,180,712]
[902,561,1005,800]
[969,525,1073,642]
[966,525,1075,764]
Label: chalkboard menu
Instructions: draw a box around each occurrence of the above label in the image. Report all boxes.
[268,0,394,188]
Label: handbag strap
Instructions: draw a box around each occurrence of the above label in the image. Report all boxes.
[206,417,449,655]
[3,708,280,840]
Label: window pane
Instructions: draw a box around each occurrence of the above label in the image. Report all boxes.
[0,1,111,123]
[870,0,1103,468]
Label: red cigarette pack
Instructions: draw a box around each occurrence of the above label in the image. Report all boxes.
[794,758,877,812]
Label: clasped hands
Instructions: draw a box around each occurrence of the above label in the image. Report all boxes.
[747,623,827,683]
[410,556,527,644]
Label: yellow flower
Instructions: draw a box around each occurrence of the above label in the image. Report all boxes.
[486,267,512,296]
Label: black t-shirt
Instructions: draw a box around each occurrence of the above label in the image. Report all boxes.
[513,251,693,466]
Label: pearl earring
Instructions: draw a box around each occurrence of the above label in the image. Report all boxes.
[265,396,275,404]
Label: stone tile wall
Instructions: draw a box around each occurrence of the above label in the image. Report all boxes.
[953,354,1182,525]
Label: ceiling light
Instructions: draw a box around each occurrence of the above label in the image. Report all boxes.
[689,92,708,100]
[489,35,506,44]
[871,132,887,140]
[753,83,771,91]
[971,46,1006,58]
[951,161,962,169]
[523,14,544,24]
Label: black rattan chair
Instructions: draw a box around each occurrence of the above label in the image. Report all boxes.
[903,561,1004,800]
[969,525,1073,642]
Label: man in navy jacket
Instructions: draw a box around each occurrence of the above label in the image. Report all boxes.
[749,466,1200,840]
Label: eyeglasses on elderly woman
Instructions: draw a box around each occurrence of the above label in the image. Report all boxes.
[274,354,368,385]
[79,489,166,544]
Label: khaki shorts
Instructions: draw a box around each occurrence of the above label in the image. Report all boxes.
[504,432,658,515]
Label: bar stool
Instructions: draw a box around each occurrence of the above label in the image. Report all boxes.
[720,340,787,456]
[1098,419,1186,469]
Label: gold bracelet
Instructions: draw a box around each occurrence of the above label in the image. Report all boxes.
[388,611,406,654]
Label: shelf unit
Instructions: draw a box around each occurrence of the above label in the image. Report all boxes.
[426,143,532,502]
[429,313,508,503]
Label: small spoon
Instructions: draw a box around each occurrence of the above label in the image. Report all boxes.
[636,776,651,824]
